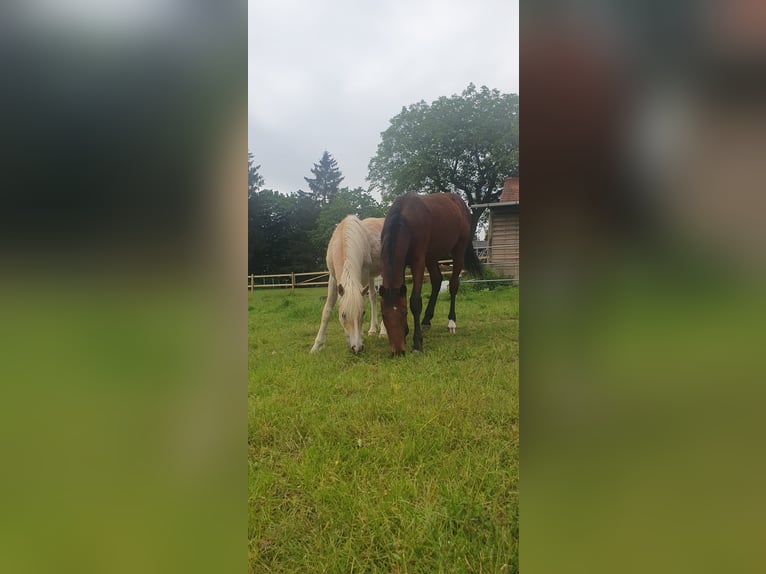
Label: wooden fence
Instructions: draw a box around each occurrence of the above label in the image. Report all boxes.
[247,271,330,290]
[247,245,516,291]
[248,261,468,291]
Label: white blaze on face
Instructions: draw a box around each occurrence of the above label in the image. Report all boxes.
[343,316,363,353]
[338,287,365,353]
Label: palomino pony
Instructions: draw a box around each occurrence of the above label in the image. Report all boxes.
[378,193,482,356]
[310,215,387,354]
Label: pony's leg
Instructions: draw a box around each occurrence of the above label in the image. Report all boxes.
[447,254,465,334]
[367,275,377,335]
[310,275,338,353]
[421,260,442,330]
[410,260,426,351]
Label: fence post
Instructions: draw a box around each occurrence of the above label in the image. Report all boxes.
[291,272,296,291]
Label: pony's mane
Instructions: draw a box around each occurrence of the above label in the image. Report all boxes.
[337,215,368,319]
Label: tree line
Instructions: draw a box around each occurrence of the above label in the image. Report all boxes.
[248,151,384,274]
[249,83,518,275]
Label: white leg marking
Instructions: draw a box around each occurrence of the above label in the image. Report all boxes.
[448,319,456,334]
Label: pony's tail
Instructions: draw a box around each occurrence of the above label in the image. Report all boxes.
[463,240,484,278]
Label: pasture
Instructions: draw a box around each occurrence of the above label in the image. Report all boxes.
[249,283,518,573]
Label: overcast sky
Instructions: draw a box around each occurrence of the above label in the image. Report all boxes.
[248,0,519,198]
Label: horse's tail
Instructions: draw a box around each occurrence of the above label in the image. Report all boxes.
[463,239,484,279]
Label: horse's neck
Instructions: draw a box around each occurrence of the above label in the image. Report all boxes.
[384,231,408,288]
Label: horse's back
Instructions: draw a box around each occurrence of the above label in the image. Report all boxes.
[361,217,385,276]
[327,214,382,280]
[361,217,384,237]
[402,193,471,258]
[423,193,471,226]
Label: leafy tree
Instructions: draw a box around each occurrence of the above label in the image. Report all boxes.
[304,151,344,205]
[247,185,386,275]
[310,187,385,250]
[248,150,264,198]
[248,189,322,274]
[368,83,519,235]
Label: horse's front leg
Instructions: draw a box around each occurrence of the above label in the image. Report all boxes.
[310,275,338,352]
[410,262,425,351]
[421,259,442,330]
[367,275,378,335]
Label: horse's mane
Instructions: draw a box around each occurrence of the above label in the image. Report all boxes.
[337,215,368,319]
[380,195,407,285]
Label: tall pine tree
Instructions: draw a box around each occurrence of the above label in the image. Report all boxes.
[248,150,264,198]
[304,151,344,205]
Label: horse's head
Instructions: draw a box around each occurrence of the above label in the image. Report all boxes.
[337,282,368,354]
[379,284,408,357]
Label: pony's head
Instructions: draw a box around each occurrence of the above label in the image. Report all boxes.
[379,284,408,357]
[337,282,368,354]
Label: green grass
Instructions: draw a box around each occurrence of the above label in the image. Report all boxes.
[249,284,518,573]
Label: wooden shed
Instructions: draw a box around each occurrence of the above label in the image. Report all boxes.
[473,177,519,281]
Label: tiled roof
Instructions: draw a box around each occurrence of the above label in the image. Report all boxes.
[470,176,520,209]
[500,177,519,203]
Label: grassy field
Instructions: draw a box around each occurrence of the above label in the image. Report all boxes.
[248,282,518,573]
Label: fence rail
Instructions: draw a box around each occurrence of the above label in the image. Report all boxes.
[248,244,517,291]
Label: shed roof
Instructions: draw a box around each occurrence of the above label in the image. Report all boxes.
[500,177,519,202]
[471,177,519,209]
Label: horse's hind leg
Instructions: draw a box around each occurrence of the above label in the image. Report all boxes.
[367,274,381,335]
[370,275,387,338]
[447,252,465,334]
[310,275,338,352]
[421,259,442,330]
[410,260,426,351]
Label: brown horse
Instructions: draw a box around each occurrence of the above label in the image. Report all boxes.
[378,193,483,356]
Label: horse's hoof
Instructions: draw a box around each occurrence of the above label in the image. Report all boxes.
[448,320,456,334]
[422,323,431,330]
